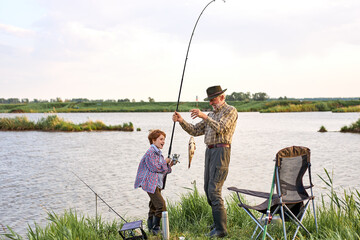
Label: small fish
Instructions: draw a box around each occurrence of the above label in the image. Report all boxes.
[188,136,196,168]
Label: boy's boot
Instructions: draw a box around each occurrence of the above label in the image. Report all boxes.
[152,216,161,235]
[147,216,153,232]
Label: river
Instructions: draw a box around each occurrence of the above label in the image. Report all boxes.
[0,112,359,236]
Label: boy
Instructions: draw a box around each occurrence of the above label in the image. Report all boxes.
[134,129,173,234]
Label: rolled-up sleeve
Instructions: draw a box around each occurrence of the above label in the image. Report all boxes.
[179,119,206,136]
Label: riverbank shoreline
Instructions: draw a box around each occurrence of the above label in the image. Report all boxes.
[1,175,359,240]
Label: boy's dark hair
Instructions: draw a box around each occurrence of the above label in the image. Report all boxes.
[148,129,166,145]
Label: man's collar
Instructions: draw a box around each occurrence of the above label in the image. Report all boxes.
[214,102,226,112]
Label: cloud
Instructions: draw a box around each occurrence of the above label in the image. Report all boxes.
[0,23,35,37]
[1,0,360,100]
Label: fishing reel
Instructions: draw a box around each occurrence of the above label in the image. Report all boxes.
[171,153,180,165]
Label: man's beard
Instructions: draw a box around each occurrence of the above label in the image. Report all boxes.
[212,103,221,110]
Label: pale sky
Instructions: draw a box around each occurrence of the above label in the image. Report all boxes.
[1,0,359,102]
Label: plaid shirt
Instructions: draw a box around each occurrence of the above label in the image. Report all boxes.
[179,103,238,145]
[134,144,172,194]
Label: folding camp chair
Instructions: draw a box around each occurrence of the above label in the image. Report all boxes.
[228,146,318,240]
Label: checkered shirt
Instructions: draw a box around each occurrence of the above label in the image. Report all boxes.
[134,144,172,194]
[179,102,238,145]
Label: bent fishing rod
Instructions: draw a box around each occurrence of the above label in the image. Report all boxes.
[167,0,224,158]
[71,171,127,223]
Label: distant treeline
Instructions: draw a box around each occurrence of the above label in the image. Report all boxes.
[2,93,359,104]
[0,97,133,104]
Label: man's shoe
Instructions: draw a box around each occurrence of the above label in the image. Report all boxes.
[152,226,161,235]
[208,223,216,230]
[206,228,228,238]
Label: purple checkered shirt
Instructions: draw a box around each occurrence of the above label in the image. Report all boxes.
[134,144,172,194]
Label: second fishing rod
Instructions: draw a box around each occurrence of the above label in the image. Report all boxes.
[71,171,127,224]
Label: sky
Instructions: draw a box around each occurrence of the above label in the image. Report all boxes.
[1,0,360,102]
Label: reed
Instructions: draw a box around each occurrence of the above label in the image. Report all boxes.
[0,116,35,130]
[0,115,134,132]
[1,210,122,240]
[167,181,212,235]
[340,118,360,133]
[333,105,360,112]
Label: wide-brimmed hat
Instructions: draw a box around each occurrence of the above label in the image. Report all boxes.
[205,85,227,100]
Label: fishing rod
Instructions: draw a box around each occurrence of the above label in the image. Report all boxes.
[262,163,277,240]
[71,171,127,223]
[167,0,223,158]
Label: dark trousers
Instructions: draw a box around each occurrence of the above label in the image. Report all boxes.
[204,147,230,233]
[147,187,166,218]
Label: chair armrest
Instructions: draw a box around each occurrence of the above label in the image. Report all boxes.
[228,187,279,199]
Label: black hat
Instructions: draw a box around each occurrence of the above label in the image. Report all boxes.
[205,85,227,100]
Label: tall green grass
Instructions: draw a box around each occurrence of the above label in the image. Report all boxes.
[0,115,134,132]
[315,169,360,239]
[2,170,360,239]
[1,210,122,240]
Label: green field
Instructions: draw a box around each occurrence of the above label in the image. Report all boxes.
[1,99,360,113]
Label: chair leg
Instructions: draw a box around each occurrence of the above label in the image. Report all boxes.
[251,214,263,239]
[280,205,287,240]
[312,198,318,232]
[242,208,274,240]
[292,202,311,240]
[283,204,310,236]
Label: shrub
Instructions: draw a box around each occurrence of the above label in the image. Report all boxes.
[318,125,327,132]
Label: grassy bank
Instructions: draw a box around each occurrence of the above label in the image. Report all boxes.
[340,118,360,133]
[2,170,359,240]
[1,100,360,113]
[0,115,134,132]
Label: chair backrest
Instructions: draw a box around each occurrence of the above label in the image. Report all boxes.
[275,146,311,203]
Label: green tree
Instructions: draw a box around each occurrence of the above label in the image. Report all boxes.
[226,92,251,101]
[252,92,269,101]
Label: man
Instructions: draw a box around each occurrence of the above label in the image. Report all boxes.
[172,85,238,237]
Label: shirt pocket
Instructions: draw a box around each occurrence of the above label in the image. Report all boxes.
[214,166,229,183]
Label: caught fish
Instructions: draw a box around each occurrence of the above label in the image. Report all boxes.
[188,136,196,168]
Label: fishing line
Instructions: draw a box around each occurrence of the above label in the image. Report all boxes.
[71,171,128,223]
[167,0,223,158]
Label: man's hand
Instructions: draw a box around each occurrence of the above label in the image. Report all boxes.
[190,109,208,120]
[172,111,184,123]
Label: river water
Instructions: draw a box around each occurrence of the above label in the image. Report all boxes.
[0,112,359,236]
